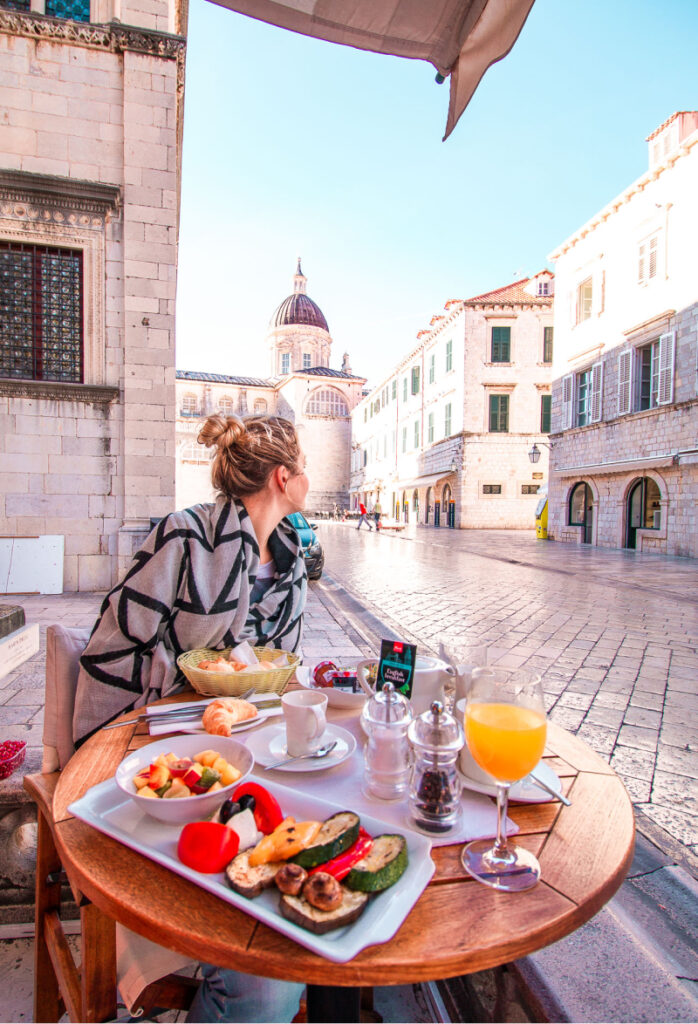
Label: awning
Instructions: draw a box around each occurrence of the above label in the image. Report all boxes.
[394,471,454,490]
[206,0,536,139]
[555,454,676,478]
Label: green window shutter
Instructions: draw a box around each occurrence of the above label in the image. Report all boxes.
[446,340,453,372]
[489,394,509,432]
[428,412,434,443]
[544,326,554,364]
[403,378,407,402]
[411,366,420,394]
[444,402,452,435]
[491,327,510,362]
[392,380,397,400]
[414,420,419,447]
[429,354,435,383]
[541,394,551,433]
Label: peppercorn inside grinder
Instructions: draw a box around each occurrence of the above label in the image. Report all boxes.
[407,699,464,833]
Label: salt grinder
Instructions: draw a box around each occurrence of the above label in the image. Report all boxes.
[408,699,464,833]
[361,681,413,801]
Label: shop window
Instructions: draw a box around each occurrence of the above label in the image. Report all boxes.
[627,477,662,548]
[488,394,509,432]
[0,242,83,382]
[491,326,510,362]
[569,481,593,543]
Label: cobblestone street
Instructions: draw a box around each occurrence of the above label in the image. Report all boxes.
[318,523,698,863]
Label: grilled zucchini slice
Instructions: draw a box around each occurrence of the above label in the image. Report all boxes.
[291,811,360,869]
[344,834,408,892]
[279,887,368,934]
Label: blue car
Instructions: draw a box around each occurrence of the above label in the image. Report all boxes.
[287,512,324,580]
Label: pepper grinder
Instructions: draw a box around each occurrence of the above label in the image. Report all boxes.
[408,699,464,833]
[361,681,412,801]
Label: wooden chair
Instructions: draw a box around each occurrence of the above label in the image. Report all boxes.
[24,625,197,1023]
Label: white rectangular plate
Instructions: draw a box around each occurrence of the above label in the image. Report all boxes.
[69,775,434,963]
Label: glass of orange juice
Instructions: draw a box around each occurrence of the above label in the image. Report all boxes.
[461,666,547,891]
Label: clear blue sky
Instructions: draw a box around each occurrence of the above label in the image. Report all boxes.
[175,0,697,387]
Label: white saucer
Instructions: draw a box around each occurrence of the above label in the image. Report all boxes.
[458,759,562,803]
[245,722,357,772]
[296,665,367,710]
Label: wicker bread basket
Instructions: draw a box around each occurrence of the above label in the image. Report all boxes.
[177,646,300,698]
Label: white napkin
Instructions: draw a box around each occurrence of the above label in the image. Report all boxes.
[147,695,283,736]
[116,924,196,1014]
[242,706,518,848]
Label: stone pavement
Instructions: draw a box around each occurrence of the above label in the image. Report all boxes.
[316,522,698,865]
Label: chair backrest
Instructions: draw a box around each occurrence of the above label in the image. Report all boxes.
[42,624,91,772]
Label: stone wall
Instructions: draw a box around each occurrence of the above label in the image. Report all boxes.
[0,11,184,589]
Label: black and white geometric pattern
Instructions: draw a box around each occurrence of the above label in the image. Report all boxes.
[73,497,307,742]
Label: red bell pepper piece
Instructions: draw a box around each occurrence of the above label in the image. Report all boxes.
[177,822,240,874]
[308,828,373,880]
[232,781,284,834]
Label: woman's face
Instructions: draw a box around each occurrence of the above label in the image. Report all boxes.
[285,450,310,511]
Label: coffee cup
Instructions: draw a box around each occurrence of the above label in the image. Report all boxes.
[282,690,328,757]
[455,698,498,786]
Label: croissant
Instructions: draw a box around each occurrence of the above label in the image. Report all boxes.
[202,697,258,736]
[198,657,250,673]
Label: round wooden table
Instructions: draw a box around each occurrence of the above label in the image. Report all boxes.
[51,695,634,1022]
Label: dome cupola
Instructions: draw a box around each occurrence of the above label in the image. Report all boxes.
[270,258,329,333]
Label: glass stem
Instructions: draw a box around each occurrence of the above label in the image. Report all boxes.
[494,783,511,859]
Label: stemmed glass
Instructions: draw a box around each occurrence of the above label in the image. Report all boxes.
[461,666,547,892]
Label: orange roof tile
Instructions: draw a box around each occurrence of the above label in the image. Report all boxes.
[464,276,553,307]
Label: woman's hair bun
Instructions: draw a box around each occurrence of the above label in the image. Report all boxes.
[198,414,247,451]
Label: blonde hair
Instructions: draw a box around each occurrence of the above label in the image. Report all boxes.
[197,414,303,499]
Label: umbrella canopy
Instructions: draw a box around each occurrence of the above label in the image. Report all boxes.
[207,0,536,138]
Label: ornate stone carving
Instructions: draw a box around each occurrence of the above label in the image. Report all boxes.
[0,8,185,61]
[0,171,120,221]
[0,379,120,404]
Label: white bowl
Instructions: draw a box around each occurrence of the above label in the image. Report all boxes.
[296,664,368,709]
[115,734,254,824]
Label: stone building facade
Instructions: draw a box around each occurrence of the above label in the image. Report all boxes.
[176,261,366,512]
[547,112,698,557]
[350,273,554,528]
[0,0,185,590]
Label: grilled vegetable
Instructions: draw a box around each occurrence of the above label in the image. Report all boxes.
[177,822,239,874]
[280,888,368,934]
[232,782,284,835]
[303,872,343,912]
[308,828,373,880]
[248,817,322,866]
[275,863,307,896]
[344,834,408,892]
[292,812,360,869]
[226,850,282,898]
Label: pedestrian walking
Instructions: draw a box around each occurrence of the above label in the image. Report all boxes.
[357,501,373,530]
[373,499,382,530]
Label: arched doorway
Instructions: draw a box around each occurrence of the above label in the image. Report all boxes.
[626,477,661,549]
[569,481,593,544]
[425,487,432,524]
[412,489,419,523]
[442,484,455,528]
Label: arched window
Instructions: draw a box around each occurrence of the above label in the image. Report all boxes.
[306,389,349,417]
[218,395,234,416]
[180,441,211,464]
[181,393,198,416]
[254,398,268,415]
[627,477,661,548]
[569,481,593,544]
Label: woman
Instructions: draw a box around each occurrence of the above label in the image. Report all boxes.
[73,413,309,1022]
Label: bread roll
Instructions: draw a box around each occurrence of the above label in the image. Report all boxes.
[202,697,258,736]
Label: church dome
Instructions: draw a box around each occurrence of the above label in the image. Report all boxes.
[269,259,329,333]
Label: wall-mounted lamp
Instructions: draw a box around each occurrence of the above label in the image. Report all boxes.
[528,442,552,464]
[450,457,459,473]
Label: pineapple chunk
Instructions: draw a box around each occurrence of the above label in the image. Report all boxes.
[138,786,158,799]
[207,781,224,792]
[218,761,241,787]
[194,750,221,768]
[133,770,151,790]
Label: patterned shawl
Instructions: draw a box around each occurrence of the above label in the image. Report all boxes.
[73,497,307,742]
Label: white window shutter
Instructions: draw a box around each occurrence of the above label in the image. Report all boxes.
[617,351,632,415]
[638,243,646,284]
[562,373,574,429]
[657,331,675,405]
[648,235,658,279]
[591,361,603,422]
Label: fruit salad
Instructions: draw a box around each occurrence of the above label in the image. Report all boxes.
[133,749,242,799]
